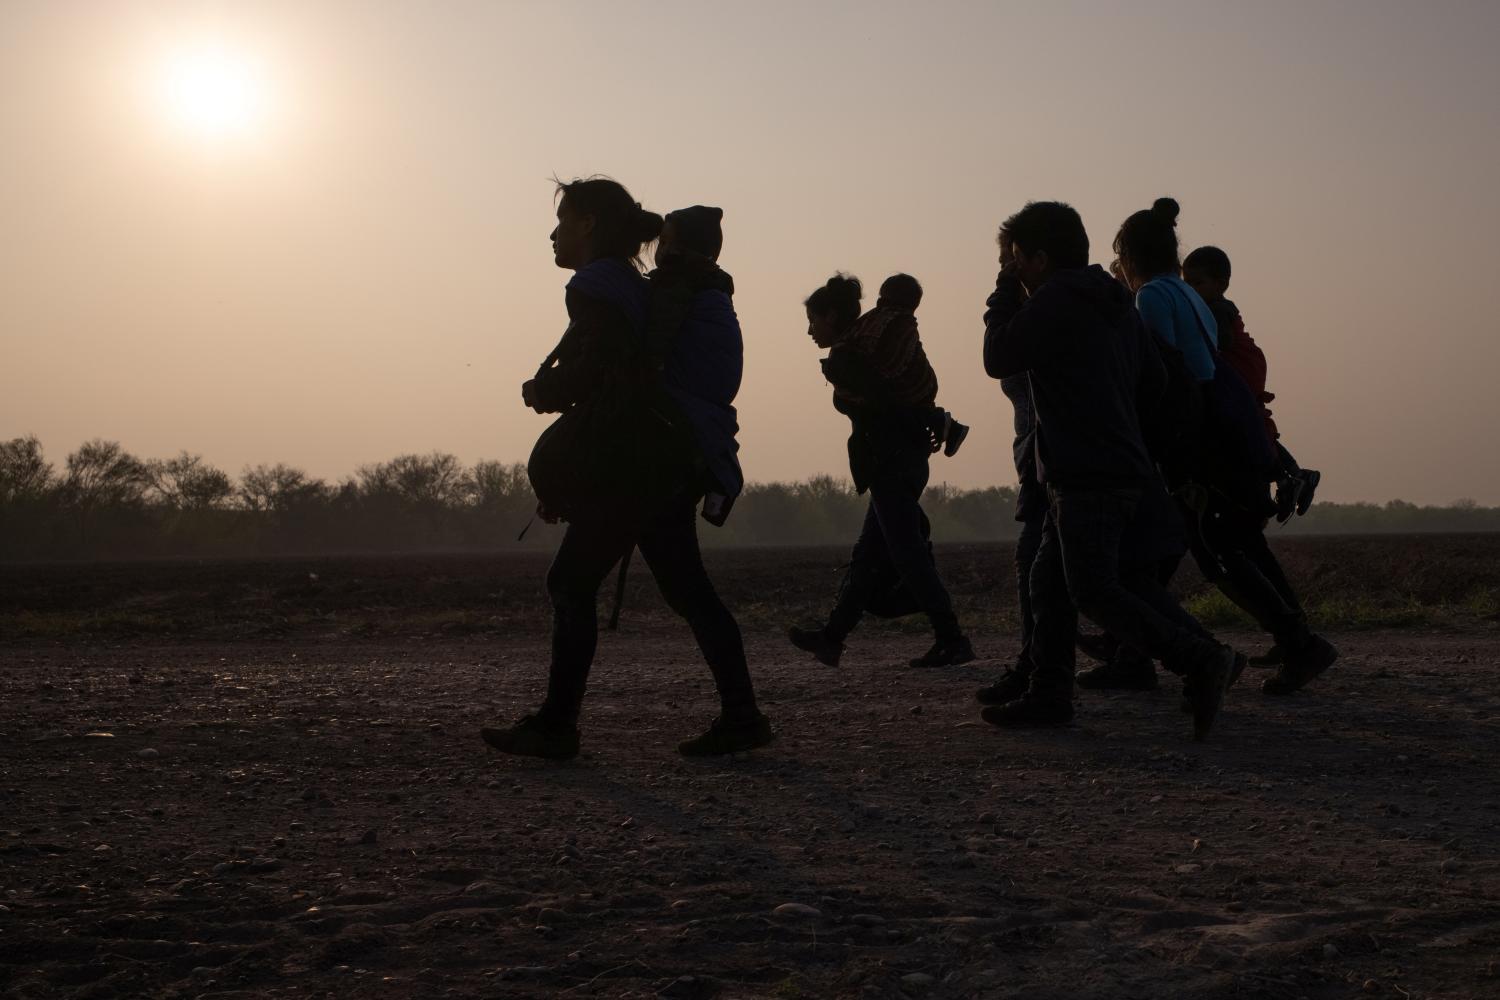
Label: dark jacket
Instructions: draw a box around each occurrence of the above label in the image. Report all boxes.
[647,256,745,498]
[527,258,694,513]
[983,265,1164,490]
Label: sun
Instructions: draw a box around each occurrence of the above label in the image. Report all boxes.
[155,37,271,143]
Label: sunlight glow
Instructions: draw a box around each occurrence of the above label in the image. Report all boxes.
[156,38,271,143]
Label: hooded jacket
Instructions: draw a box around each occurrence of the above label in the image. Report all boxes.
[984,264,1165,489]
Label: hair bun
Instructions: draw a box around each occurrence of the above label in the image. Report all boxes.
[828,273,863,300]
[1151,197,1180,226]
[634,205,664,243]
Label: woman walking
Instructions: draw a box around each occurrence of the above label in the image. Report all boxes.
[482,177,773,760]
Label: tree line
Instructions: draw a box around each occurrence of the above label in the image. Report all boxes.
[3,435,1499,561]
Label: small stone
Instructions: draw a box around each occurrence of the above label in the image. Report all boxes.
[84,732,115,738]
[1363,980,1380,994]
[1322,943,1339,959]
[773,903,821,919]
[851,913,886,926]
[359,830,378,846]
[135,748,159,759]
[1173,863,1202,875]
[901,972,935,989]
[909,705,922,716]
[1440,857,1462,874]
[539,907,566,924]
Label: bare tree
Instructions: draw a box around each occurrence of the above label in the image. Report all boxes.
[472,460,531,508]
[148,452,235,511]
[356,452,475,506]
[239,463,326,513]
[0,435,54,504]
[63,439,149,510]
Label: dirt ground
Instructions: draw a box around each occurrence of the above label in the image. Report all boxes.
[3,545,1500,999]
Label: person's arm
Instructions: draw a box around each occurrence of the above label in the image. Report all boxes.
[821,347,897,407]
[1136,313,1167,407]
[525,292,634,413]
[1134,284,1175,347]
[983,269,1041,378]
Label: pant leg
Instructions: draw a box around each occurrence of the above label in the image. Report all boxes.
[636,495,760,721]
[866,474,961,641]
[1026,510,1077,698]
[1015,507,1046,654]
[540,512,638,724]
[1052,486,1217,671]
[1196,502,1310,649]
[825,501,890,641]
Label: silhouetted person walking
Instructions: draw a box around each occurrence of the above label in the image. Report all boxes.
[482,177,772,760]
[976,221,1048,704]
[982,201,1236,740]
[788,274,976,669]
[1113,201,1336,697]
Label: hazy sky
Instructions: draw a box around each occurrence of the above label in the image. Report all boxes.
[4,0,1499,504]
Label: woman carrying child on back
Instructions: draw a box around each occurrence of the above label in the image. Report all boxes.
[787,272,974,670]
[1113,197,1337,697]
[481,176,772,761]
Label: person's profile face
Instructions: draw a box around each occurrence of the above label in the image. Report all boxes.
[656,220,679,260]
[549,199,592,270]
[807,307,840,348]
[1182,265,1226,301]
[1014,246,1049,295]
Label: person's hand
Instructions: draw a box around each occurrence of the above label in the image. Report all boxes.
[536,500,561,524]
[521,379,542,412]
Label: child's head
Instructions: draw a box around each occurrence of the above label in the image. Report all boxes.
[659,205,724,262]
[1112,197,1181,291]
[877,273,923,312]
[1183,245,1231,301]
[804,273,863,347]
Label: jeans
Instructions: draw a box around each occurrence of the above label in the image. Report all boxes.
[539,493,758,725]
[1028,485,1217,699]
[1015,507,1046,658]
[1184,496,1309,650]
[826,460,961,643]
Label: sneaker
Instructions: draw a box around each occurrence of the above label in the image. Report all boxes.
[1075,632,1118,664]
[1186,645,1235,741]
[981,695,1074,728]
[678,713,775,756]
[1076,656,1159,691]
[976,663,1032,705]
[910,635,976,668]
[788,624,843,667]
[480,714,580,760]
[1248,645,1284,668]
[1262,634,1338,695]
[943,418,970,458]
[1274,474,1302,525]
[1295,469,1321,517]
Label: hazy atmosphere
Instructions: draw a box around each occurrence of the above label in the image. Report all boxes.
[4,0,1499,505]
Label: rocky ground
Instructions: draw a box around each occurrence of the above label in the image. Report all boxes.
[4,615,1500,999]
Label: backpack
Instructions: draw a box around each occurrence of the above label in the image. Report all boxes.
[1138,331,1205,488]
[1171,284,1278,501]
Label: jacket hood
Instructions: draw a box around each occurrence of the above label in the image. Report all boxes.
[1046,264,1135,321]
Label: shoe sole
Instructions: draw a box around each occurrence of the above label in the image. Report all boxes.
[679,729,777,757]
[943,424,969,458]
[910,648,977,669]
[1262,641,1339,695]
[1296,472,1321,516]
[980,707,1074,728]
[479,728,579,761]
[787,632,842,667]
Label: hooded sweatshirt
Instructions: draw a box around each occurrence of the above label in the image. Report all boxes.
[984,264,1165,489]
